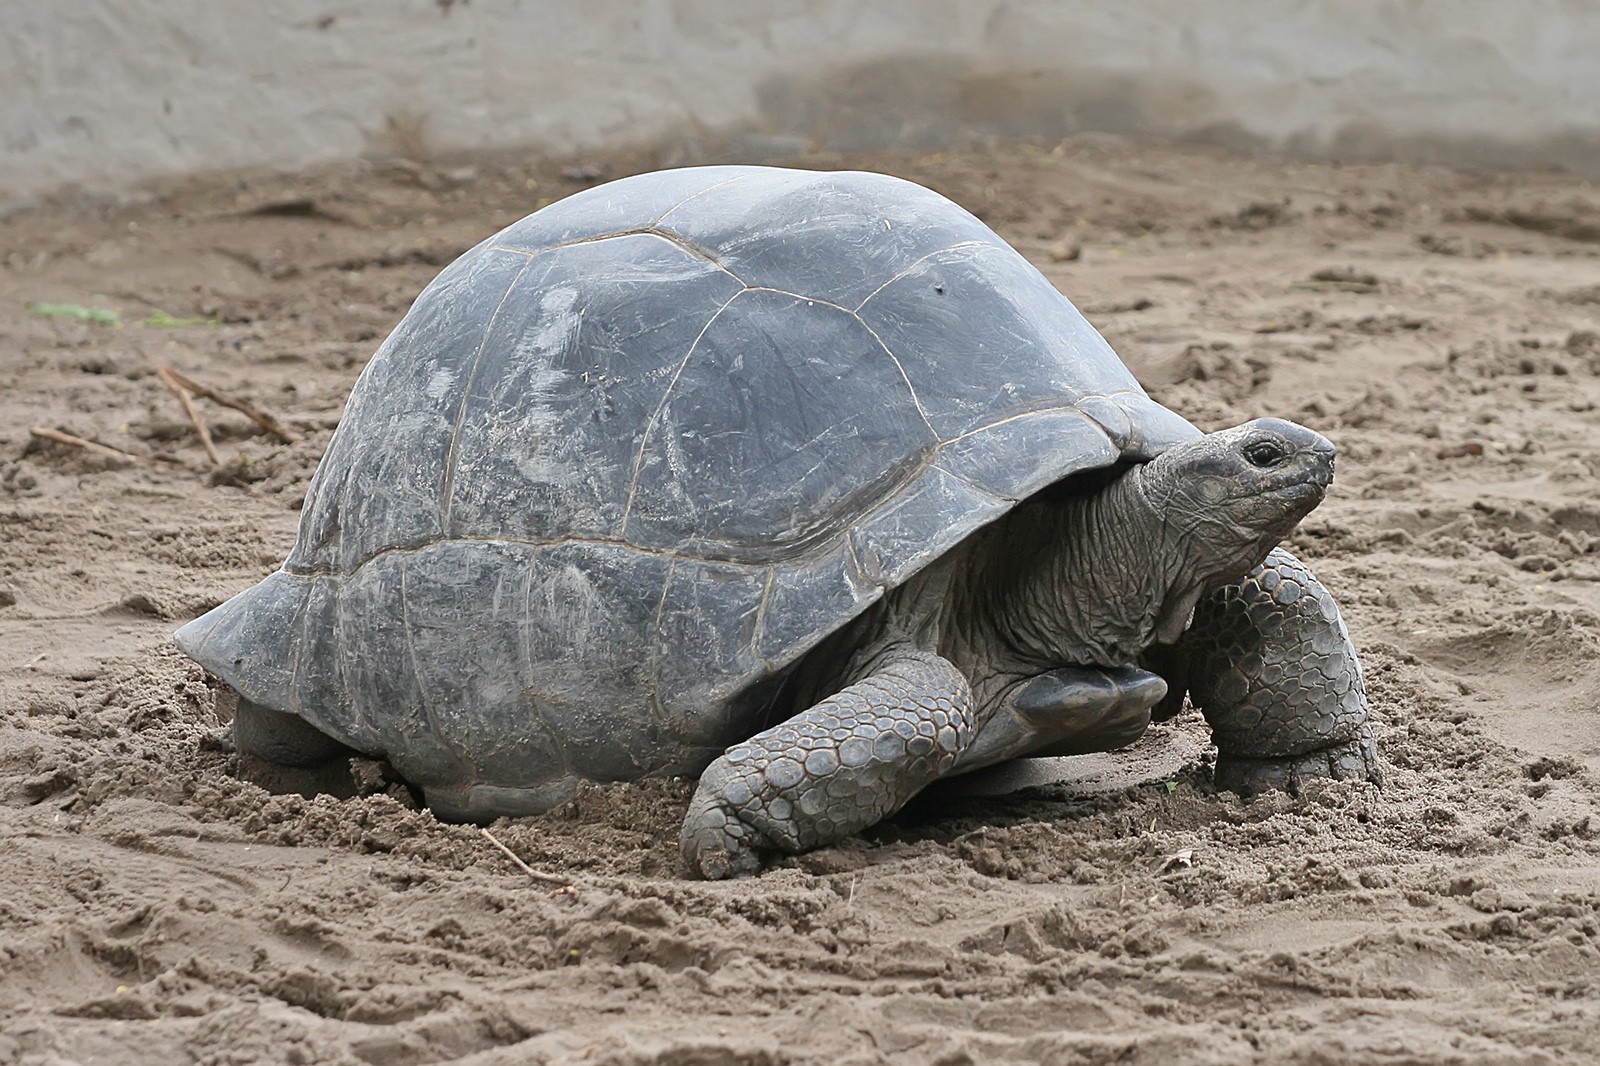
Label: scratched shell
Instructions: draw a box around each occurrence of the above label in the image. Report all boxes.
[174,166,1199,801]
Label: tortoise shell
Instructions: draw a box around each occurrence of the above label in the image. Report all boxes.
[175,166,1197,805]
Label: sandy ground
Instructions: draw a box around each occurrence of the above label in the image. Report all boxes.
[2,135,1600,1065]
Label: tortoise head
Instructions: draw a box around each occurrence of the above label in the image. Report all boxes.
[1138,417,1335,588]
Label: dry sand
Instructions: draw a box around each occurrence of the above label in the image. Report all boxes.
[2,136,1599,1064]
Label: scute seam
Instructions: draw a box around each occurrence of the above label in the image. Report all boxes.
[619,289,746,534]
[750,567,778,670]
[652,171,758,226]
[399,555,465,767]
[932,461,1015,504]
[648,557,679,743]
[851,239,992,312]
[438,257,535,529]
[487,227,746,285]
[724,286,941,438]
[520,557,574,776]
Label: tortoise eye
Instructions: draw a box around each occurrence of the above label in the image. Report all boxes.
[1244,440,1287,468]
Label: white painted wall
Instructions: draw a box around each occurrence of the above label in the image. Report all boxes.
[6,1,1599,208]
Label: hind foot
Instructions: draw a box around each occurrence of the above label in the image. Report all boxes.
[233,698,362,799]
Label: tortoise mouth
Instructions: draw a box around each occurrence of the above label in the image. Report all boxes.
[1264,481,1328,526]
[1276,481,1327,504]
[1229,477,1327,542]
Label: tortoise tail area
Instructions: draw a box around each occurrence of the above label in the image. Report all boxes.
[169,544,687,817]
[173,559,527,806]
[174,570,370,754]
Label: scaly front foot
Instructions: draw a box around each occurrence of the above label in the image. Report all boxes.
[1213,726,1381,796]
[1163,548,1382,794]
[680,652,972,879]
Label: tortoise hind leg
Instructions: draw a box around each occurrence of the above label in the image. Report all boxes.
[1160,548,1381,795]
[234,698,363,799]
[235,699,354,765]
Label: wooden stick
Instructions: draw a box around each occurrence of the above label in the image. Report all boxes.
[156,365,299,444]
[479,827,573,887]
[29,426,149,465]
[156,366,222,466]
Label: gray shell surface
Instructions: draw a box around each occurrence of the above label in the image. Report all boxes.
[175,165,1198,796]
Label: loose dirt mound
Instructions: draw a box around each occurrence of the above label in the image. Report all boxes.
[3,137,1598,1064]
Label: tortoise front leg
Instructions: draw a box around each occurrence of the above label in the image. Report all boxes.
[681,651,971,879]
[1160,547,1380,794]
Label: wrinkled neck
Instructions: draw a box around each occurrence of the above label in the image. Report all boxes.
[971,466,1193,669]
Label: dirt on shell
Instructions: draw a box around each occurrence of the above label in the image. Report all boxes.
[3,136,1599,1064]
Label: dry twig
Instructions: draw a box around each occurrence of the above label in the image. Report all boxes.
[29,427,148,465]
[156,366,222,466]
[479,827,573,887]
[156,365,299,444]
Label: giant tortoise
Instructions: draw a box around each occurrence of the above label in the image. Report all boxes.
[175,165,1379,878]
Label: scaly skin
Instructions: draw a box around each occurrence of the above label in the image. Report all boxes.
[681,652,971,879]
[1169,547,1381,793]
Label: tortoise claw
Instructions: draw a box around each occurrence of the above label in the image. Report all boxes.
[680,795,767,880]
[1214,728,1382,797]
